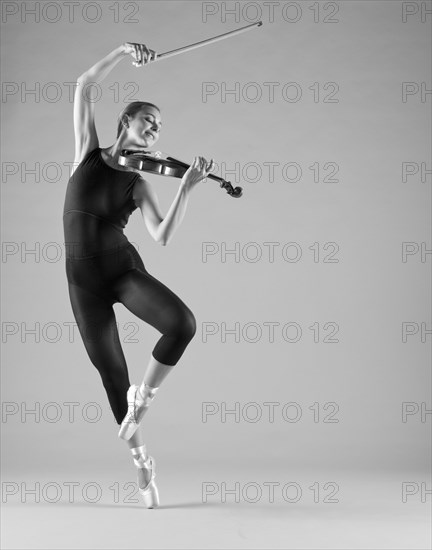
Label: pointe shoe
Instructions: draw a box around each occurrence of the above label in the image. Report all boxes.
[118,383,159,440]
[131,446,160,509]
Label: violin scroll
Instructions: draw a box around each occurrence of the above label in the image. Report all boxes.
[220,180,243,198]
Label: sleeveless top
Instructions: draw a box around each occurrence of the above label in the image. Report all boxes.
[63,147,141,259]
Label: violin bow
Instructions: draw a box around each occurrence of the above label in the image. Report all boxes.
[156,21,262,61]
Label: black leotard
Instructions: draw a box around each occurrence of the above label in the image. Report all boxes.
[63,146,140,259]
[63,147,196,424]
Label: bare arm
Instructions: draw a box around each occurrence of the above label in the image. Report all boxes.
[134,177,191,246]
[77,44,128,83]
[78,42,156,82]
[135,157,214,246]
[157,184,192,246]
[73,43,156,165]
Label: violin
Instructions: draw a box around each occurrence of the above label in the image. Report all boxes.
[117,22,265,197]
[118,149,243,198]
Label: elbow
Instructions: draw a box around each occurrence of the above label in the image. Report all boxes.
[156,234,168,246]
[77,71,93,84]
[156,224,169,246]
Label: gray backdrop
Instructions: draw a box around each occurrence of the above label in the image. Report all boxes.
[1,1,431,549]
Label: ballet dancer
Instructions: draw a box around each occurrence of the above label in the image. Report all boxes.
[63,42,214,508]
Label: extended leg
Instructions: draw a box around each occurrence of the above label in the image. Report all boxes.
[67,283,131,425]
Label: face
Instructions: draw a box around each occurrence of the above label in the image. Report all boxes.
[126,106,162,148]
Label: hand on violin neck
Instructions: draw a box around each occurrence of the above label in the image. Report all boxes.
[180,156,214,192]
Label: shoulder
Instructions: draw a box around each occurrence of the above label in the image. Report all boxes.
[75,144,99,163]
[70,146,99,177]
[133,174,149,190]
[133,175,151,204]
[132,175,162,211]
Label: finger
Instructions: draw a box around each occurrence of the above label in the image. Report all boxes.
[133,44,141,66]
[130,44,138,66]
[130,43,138,66]
[142,44,150,65]
[134,44,141,65]
[128,43,136,55]
[203,158,210,174]
[141,44,148,66]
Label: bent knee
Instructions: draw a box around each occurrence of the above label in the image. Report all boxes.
[171,306,196,341]
[181,308,197,340]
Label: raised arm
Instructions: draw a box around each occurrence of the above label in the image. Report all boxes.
[72,44,156,166]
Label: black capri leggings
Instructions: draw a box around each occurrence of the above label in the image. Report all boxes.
[65,242,196,424]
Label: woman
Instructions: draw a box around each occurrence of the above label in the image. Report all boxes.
[63,42,214,508]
